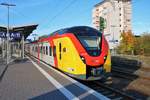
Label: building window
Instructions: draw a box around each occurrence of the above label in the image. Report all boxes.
[119,13,121,16]
[127,19,130,22]
[120,25,121,27]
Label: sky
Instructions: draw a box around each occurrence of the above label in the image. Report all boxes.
[0,0,150,39]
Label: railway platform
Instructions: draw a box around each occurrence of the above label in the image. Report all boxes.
[0,55,6,79]
[0,56,109,100]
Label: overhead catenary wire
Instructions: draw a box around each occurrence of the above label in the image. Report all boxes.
[40,0,77,29]
[38,0,64,26]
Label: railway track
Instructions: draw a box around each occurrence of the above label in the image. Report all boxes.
[112,66,139,80]
[81,81,135,100]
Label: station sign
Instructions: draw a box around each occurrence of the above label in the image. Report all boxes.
[0,32,6,38]
[10,32,21,39]
[0,32,21,39]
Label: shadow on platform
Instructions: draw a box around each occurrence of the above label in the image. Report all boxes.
[29,82,95,100]
[0,57,29,82]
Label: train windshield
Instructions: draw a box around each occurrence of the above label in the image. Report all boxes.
[67,26,102,56]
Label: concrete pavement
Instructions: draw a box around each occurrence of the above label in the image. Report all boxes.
[0,56,109,100]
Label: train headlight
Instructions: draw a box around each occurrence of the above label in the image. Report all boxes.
[80,56,86,64]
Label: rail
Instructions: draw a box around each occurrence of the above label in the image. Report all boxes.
[80,81,136,100]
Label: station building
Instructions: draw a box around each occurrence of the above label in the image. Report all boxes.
[0,24,38,59]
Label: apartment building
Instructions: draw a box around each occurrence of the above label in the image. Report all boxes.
[92,0,132,50]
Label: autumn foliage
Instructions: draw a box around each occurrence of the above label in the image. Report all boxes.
[134,33,150,55]
[117,31,150,55]
[117,31,134,54]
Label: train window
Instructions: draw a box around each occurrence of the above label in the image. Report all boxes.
[36,46,37,52]
[59,43,62,60]
[43,46,45,54]
[44,46,46,54]
[53,46,56,57]
[59,43,61,52]
[34,46,37,52]
[49,46,52,56]
[41,46,42,53]
[66,26,102,56]
[46,46,48,55]
[34,46,35,51]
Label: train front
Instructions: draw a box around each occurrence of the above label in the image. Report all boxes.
[69,26,111,80]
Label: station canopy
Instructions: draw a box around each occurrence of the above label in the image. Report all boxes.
[0,24,38,41]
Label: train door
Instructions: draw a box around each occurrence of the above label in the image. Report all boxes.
[58,39,76,73]
[54,38,75,72]
[58,42,63,69]
[54,40,63,70]
[58,41,69,71]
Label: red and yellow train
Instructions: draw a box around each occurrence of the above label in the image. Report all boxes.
[25,26,111,80]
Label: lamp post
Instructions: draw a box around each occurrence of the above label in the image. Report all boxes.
[110,0,116,55]
[0,3,16,64]
[32,34,38,41]
[111,25,117,55]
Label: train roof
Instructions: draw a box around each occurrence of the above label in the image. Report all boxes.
[36,26,101,43]
[49,26,100,36]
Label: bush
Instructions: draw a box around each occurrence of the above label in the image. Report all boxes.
[117,32,150,56]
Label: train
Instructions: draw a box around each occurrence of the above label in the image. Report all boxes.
[25,26,111,80]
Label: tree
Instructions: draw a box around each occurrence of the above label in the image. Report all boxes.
[117,31,134,54]
[141,33,150,49]
[99,17,106,32]
[133,35,141,54]
[118,31,150,55]
[140,33,150,55]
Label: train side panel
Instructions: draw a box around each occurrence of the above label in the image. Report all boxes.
[38,42,55,66]
[103,50,111,72]
[53,37,86,78]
